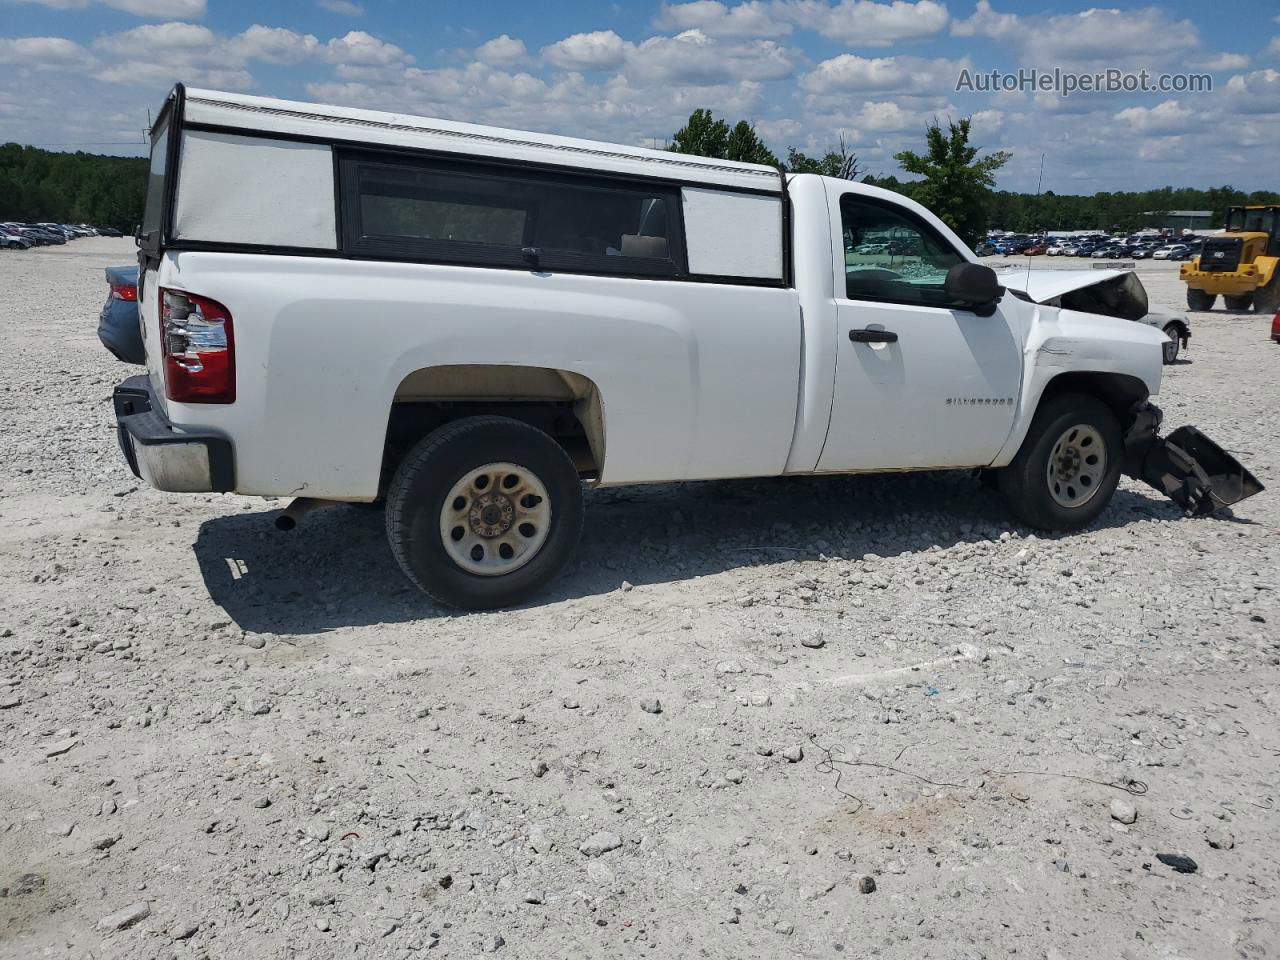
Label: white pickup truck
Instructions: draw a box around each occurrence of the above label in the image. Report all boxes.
[114,85,1260,608]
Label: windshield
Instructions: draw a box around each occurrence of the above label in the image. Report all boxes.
[1226,208,1278,235]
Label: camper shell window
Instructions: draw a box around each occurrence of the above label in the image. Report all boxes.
[340,152,686,278]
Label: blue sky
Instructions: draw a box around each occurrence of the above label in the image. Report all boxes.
[2,0,1278,192]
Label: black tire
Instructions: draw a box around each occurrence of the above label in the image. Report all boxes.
[385,416,583,610]
[1185,287,1216,311]
[1224,294,1254,311]
[1253,272,1280,315]
[1161,323,1182,362]
[998,393,1123,531]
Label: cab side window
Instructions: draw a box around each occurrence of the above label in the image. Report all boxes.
[840,195,968,308]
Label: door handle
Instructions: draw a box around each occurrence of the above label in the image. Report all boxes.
[849,328,898,343]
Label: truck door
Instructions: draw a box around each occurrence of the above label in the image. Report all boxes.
[816,190,1022,472]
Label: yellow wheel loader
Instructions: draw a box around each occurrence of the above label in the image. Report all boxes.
[1180,205,1280,312]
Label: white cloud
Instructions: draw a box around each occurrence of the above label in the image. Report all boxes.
[0,35,89,64]
[1194,52,1249,71]
[94,21,215,56]
[322,30,409,66]
[1268,36,1280,55]
[91,21,409,90]
[800,53,966,96]
[1113,99,1200,135]
[1030,7,1198,63]
[540,26,793,85]
[17,0,206,16]
[541,30,633,71]
[227,25,321,64]
[784,0,948,46]
[847,99,918,131]
[316,0,363,13]
[952,3,1198,67]
[629,30,793,85]
[951,0,1020,40]
[475,34,527,66]
[655,1,792,38]
[1222,68,1280,114]
[106,0,204,15]
[970,108,1004,132]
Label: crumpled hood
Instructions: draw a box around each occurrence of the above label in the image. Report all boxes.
[997,267,1149,321]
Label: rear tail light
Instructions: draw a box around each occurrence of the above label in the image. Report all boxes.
[110,283,137,301]
[159,288,235,403]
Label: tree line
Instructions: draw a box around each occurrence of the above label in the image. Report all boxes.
[0,143,148,232]
[668,109,1278,245]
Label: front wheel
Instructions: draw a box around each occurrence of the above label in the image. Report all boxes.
[1224,294,1254,311]
[1162,323,1182,362]
[1186,287,1216,311]
[385,416,584,609]
[998,394,1123,531]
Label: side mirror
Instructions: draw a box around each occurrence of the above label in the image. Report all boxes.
[944,262,1004,316]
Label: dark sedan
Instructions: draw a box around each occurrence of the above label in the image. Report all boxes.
[98,264,144,364]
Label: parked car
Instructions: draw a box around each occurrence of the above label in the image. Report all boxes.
[1153,244,1192,261]
[1024,243,1047,255]
[112,84,1261,608]
[26,227,65,244]
[1143,310,1192,362]
[974,241,998,256]
[98,264,143,364]
[1,231,32,249]
[1046,242,1067,256]
[1100,244,1137,259]
[98,227,124,237]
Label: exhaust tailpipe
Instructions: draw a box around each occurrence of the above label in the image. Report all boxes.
[274,497,340,531]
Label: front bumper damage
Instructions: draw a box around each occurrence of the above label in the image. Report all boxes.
[1123,404,1263,516]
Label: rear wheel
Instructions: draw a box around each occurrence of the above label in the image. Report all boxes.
[1186,287,1216,311]
[1224,294,1254,311]
[385,416,584,609]
[998,393,1122,531]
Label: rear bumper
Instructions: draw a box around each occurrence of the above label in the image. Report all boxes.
[113,375,234,493]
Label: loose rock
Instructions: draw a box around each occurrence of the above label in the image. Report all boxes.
[97,901,151,932]
[1110,798,1137,824]
[579,831,623,857]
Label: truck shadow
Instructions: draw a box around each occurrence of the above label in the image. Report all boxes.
[193,471,1182,636]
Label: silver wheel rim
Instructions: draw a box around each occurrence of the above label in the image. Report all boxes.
[439,462,552,576]
[1047,423,1107,508]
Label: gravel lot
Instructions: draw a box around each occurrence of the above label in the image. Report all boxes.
[2,237,1278,960]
